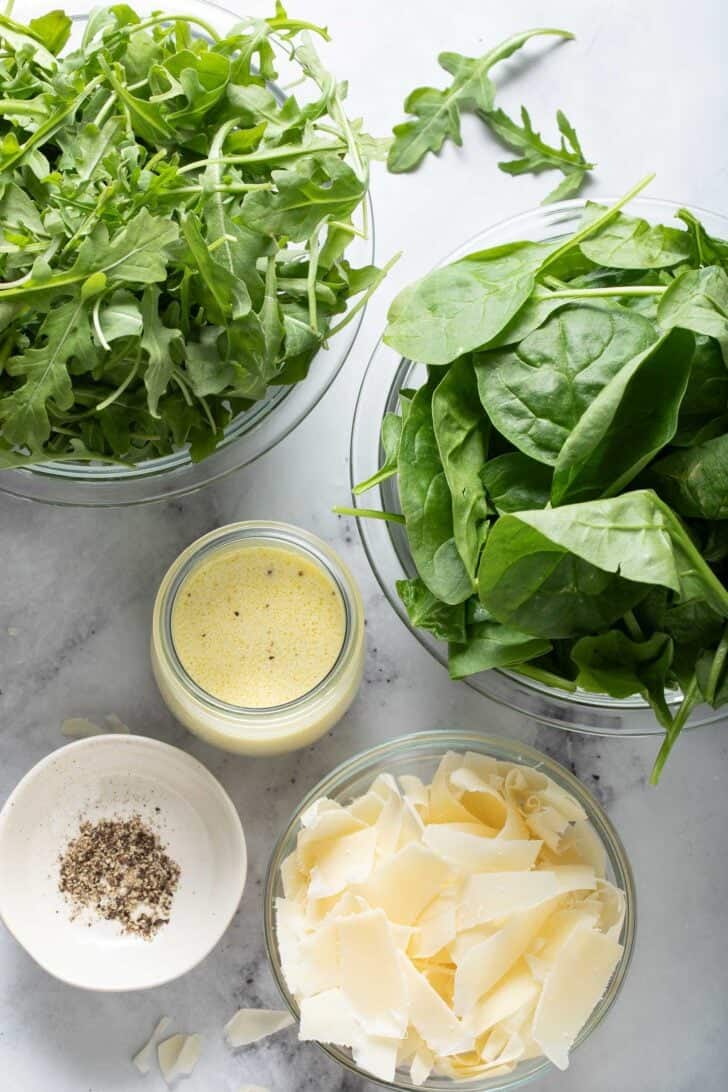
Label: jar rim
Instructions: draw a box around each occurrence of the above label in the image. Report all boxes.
[153,521,361,719]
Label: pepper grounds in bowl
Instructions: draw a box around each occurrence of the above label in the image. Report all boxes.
[58,815,180,940]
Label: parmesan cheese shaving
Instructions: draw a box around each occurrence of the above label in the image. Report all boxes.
[276,750,626,1084]
[132,1016,171,1075]
[224,1009,294,1049]
[157,1034,202,1084]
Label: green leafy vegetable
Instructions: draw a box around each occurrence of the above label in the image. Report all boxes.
[485,107,593,203]
[0,4,386,465]
[347,180,728,780]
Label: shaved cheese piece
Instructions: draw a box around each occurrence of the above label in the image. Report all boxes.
[398,774,428,812]
[411,894,456,958]
[458,867,595,930]
[157,1034,202,1084]
[276,750,626,1083]
[533,922,622,1069]
[449,767,509,829]
[224,1009,294,1049]
[299,988,361,1047]
[308,826,377,899]
[352,1036,398,1082]
[133,1016,171,1075]
[401,954,473,1056]
[454,903,555,1016]
[363,842,452,924]
[337,909,408,1036]
[423,826,541,873]
[465,964,539,1037]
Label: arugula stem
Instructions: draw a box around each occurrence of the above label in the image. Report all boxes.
[176,141,346,175]
[333,505,406,524]
[162,183,274,197]
[540,173,656,272]
[118,13,221,42]
[0,99,47,117]
[326,252,402,338]
[650,675,700,784]
[307,224,323,333]
[95,350,141,412]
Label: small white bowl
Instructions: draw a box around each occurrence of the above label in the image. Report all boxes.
[0,735,247,991]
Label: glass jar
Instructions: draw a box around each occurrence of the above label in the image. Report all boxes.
[349,196,728,737]
[151,522,365,754]
[264,730,636,1091]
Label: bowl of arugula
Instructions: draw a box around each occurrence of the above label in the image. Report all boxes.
[0,1,387,506]
[345,184,728,780]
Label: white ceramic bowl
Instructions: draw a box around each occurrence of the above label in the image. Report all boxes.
[0,735,247,990]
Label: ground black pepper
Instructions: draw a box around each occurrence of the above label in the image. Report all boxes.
[58,814,180,940]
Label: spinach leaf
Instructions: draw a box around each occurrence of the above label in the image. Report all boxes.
[650,434,728,520]
[696,627,728,706]
[478,516,649,638]
[476,304,656,466]
[388,29,573,173]
[449,620,551,679]
[579,205,692,269]
[384,241,555,365]
[672,336,728,446]
[353,412,403,495]
[397,384,473,604]
[432,357,490,579]
[551,328,694,504]
[397,577,466,643]
[676,209,728,269]
[481,451,552,513]
[657,266,728,345]
[571,630,674,727]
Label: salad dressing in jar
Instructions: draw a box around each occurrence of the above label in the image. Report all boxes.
[151,523,365,755]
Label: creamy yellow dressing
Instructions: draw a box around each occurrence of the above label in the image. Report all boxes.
[171,544,346,708]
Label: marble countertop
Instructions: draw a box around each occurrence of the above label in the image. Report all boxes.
[2,1,728,1089]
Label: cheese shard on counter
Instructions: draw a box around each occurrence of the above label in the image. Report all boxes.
[224,1009,294,1049]
[157,1034,202,1084]
[275,750,627,1085]
[132,1016,171,1075]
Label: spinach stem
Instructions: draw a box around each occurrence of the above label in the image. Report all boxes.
[352,465,397,495]
[333,506,406,524]
[547,285,666,300]
[704,624,728,704]
[650,675,700,784]
[541,173,656,272]
[623,609,645,642]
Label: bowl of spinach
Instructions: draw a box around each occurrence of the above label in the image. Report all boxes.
[0,1,387,506]
[344,186,728,780]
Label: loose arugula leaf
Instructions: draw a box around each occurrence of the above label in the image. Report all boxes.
[476,304,656,466]
[485,107,593,203]
[388,28,574,173]
[551,327,694,505]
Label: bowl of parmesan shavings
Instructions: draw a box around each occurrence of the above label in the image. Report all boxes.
[0,733,246,990]
[264,731,635,1090]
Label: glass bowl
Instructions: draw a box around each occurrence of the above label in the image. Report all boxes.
[264,730,636,1091]
[349,196,728,736]
[0,1,373,506]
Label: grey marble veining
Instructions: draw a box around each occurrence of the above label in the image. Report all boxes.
[2,1,728,1090]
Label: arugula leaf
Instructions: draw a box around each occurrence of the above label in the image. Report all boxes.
[485,107,593,203]
[140,287,182,417]
[388,28,573,173]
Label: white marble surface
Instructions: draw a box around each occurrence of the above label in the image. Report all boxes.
[2,0,728,1089]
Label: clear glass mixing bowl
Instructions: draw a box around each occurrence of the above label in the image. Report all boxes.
[264,730,636,1091]
[0,1,373,506]
[349,197,728,736]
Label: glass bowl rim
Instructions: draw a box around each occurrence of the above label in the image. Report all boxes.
[0,0,374,507]
[348,194,728,737]
[263,729,637,1092]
